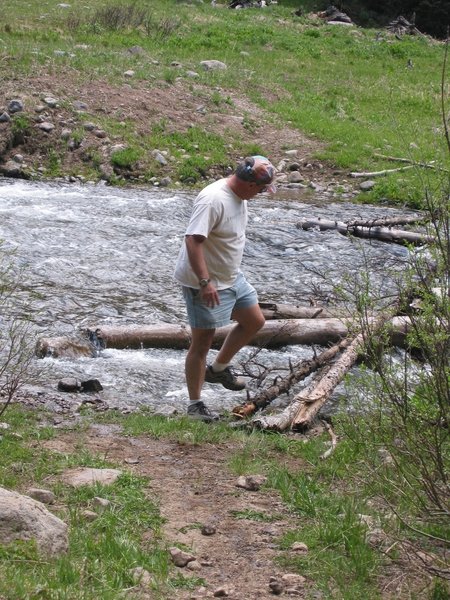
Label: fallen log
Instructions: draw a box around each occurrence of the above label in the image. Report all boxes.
[36,317,411,358]
[298,217,434,246]
[259,301,337,320]
[253,313,408,431]
[232,336,353,418]
[253,333,363,432]
[346,215,427,228]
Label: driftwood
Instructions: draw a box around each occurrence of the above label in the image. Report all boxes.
[253,313,405,431]
[232,336,353,418]
[259,301,337,320]
[253,333,363,431]
[298,217,435,246]
[36,317,411,358]
[347,215,427,228]
[87,319,351,351]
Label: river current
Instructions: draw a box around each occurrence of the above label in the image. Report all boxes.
[0,178,414,415]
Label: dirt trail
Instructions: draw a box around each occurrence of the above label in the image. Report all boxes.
[44,423,310,599]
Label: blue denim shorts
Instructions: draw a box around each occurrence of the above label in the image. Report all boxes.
[182,272,258,329]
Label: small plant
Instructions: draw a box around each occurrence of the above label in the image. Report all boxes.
[177,156,210,183]
[11,114,31,144]
[110,147,142,169]
[46,148,61,176]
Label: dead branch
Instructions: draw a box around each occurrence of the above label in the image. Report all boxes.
[350,165,415,177]
[373,153,448,173]
[320,420,338,459]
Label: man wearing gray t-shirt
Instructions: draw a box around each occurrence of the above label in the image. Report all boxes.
[174,156,276,421]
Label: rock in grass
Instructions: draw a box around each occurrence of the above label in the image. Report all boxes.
[61,467,122,487]
[27,488,56,505]
[0,486,68,558]
[7,99,24,114]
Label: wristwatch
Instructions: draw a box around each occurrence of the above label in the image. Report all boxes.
[199,278,211,288]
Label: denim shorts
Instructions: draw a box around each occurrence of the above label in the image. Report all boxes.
[182,272,258,329]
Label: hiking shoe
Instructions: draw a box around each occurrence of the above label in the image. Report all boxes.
[204,365,246,391]
[187,401,219,423]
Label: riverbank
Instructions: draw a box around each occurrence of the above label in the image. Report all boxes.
[1,0,447,207]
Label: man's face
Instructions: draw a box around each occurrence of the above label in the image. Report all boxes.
[244,182,270,199]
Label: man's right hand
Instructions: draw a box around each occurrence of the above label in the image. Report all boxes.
[200,283,220,308]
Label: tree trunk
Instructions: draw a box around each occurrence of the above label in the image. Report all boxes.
[297,217,434,245]
[36,317,411,358]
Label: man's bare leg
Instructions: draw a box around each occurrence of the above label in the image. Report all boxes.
[215,304,265,365]
[185,327,216,400]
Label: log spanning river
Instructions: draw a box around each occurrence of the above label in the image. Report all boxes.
[0,178,415,415]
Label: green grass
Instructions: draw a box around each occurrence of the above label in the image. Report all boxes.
[0,405,170,599]
[1,0,448,205]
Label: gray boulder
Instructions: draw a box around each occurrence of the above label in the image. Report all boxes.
[0,487,68,557]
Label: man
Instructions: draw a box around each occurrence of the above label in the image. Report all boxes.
[174,155,276,421]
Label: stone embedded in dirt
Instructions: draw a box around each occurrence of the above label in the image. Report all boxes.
[213,586,231,597]
[83,122,96,131]
[8,99,24,113]
[124,70,135,78]
[235,474,267,491]
[43,97,58,108]
[288,171,304,183]
[186,70,199,78]
[60,128,71,140]
[124,457,140,464]
[38,122,55,133]
[61,467,122,487]
[93,129,107,138]
[269,578,284,595]
[58,378,82,393]
[186,560,202,571]
[0,112,11,122]
[73,100,88,111]
[27,488,56,505]
[291,541,308,553]
[201,523,217,536]
[169,546,196,567]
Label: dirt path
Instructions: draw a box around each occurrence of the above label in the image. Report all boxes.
[44,423,310,599]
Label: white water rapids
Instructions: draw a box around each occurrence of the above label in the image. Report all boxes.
[0,178,414,415]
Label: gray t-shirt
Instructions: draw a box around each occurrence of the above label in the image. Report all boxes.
[174,178,248,289]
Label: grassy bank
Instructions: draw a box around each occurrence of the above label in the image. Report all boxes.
[1,0,449,206]
[0,404,448,599]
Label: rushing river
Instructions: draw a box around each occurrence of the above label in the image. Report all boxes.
[0,178,414,415]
